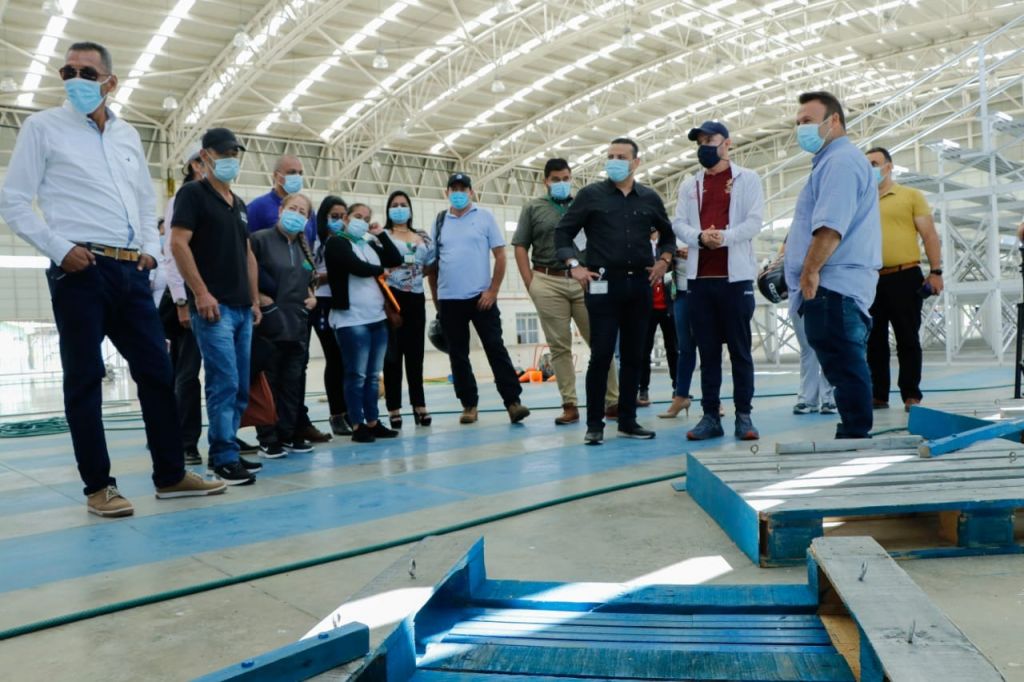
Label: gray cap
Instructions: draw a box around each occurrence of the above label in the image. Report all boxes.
[182,142,202,172]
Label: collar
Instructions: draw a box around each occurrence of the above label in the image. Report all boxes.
[260,189,284,207]
[200,177,237,207]
[61,100,118,130]
[811,135,851,168]
[879,182,901,199]
[446,204,478,219]
[603,178,639,196]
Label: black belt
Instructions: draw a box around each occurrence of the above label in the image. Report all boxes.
[592,266,650,277]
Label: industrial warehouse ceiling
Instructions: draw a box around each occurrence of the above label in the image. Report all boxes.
[0,0,1022,191]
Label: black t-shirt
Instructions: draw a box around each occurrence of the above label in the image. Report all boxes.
[171,179,252,308]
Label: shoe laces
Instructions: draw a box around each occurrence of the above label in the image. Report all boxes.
[105,486,124,502]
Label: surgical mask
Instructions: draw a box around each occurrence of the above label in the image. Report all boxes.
[65,78,105,115]
[327,218,344,235]
[796,121,829,154]
[697,144,722,169]
[449,191,470,210]
[211,157,240,183]
[549,181,572,201]
[605,159,631,183]
[280,209,306,234]
[873,167,884,185]
[346,218,370,240]
[282,174,303,194]
[388,206,411,224]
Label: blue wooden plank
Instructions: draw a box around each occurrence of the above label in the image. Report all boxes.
[468,580,819,614]
[453,608,825,629]
[441,622,833,645]
[686,452,760,564]
[410,672,631,682]
[435,634,837,653]
[956,508,1016,547]
[919,419,1024,457]
[192,622,368,682]
[765,517,823,567]
[418,642,856,681]
[906,405,998,441]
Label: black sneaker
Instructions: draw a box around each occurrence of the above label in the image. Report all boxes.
[584,429,604,446]
[330,414,354,436]
[352,424,375,443]
[184,447,202,466]
[212,461,256,486]
[618,424,656,439]
[235,437,259,454]
[239,455,263,472]
[283,439,314,453]
[370,422,399,439]
[259,442,286,459]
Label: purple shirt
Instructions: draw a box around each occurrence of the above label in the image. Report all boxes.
[246,189,316,245]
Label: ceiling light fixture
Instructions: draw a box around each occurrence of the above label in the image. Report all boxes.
[232,29,250,48]
[162,95,179,110]
[0,75,17,93]
[288,110,302,124]
[587,102,600,117]
[622,26,636,49]
[490,78,506,93]
[373,48,389,70]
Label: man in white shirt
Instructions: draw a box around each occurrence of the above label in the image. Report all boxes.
[0,42,225,517]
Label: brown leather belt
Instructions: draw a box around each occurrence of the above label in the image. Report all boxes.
[878,261,919,276]
[78,242,141,263]
[533,266,571,278]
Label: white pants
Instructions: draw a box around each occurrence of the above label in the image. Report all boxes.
[793,312,834,407]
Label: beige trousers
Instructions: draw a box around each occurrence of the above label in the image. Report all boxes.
[528,271,619,407]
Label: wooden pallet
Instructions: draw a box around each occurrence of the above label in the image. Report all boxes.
[687,438,1024,567]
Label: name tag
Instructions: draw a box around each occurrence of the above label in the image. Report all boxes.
[404,253,416,265]
[589,281,609,295]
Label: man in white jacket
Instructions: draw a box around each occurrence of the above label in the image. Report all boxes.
[672,121,764,441]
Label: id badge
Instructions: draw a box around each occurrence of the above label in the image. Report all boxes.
[589,280,609,295]
[404,253,416,265]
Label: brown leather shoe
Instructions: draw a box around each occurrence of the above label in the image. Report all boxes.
[507,402,531,423]
[904,398,921,413]
[299,423,332,443]
[460,406,479,424]
[554,404,580,425]
[86,486,134,518]
[604,403,618,420]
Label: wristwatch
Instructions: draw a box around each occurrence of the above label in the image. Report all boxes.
[567,258,581,269]
[174,298,188,307]
[930,268,943,276]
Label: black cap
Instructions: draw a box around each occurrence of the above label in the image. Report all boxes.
[202,127,246,153]
[447,172,472,189]
[687,120,729,142]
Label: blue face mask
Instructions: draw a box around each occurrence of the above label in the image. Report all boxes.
[605,159,631,183]
[549,181,572,201]
[65,78,106,115]
[797,121,828,154]
[873,167,884,185]
[388,206,411,224]
[282,174,303,194]
[280,209,306,234]
[449,191,470,210]
[211,157,240,183]
[346,218,370,240]
[327,218,344,235]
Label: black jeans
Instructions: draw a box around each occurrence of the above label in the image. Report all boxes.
[584,272,652,430]
[311,298,347,416]
[256,338,308,445]
[384,290,427,411]
[867,267,924,403]
[46,258,185,495]
[439,297,522,408]
[169,327,202,450]
[688,278,756,416]
[802,286,874,438]
[640,307,678,392]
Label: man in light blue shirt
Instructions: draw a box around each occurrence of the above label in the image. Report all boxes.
[0,41,225,517]
[784,91,881,439]
[427,173,530,425]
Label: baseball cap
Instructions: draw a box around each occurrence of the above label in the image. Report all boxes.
[181,142,201,172]
[201,127,246,153]
[687,120,730,141]
[447,172,472,189]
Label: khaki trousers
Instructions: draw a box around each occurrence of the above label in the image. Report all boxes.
[528,271,619,407]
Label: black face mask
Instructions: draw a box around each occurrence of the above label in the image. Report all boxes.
[697,144,722,169]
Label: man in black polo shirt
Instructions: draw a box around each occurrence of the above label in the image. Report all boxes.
[555,137,675,445]
[170,127,262,485]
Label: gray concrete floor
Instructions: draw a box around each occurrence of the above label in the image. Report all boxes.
[1,361,1022,681]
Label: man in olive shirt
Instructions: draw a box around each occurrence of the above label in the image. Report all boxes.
[865,147,943,412]
[513,158,619,426]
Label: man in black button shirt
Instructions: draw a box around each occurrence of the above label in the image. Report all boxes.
[171,127,262,486]
[555,137,675,445]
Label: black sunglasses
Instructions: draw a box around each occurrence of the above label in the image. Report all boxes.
[58,65,108,82]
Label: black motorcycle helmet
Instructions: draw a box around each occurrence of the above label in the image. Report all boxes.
[757,259,788,303]
[428,316,449,354]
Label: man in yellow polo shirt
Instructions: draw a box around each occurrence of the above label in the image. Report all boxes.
[865,147,943,412]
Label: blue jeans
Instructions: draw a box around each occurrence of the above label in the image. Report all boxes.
[800,286,873,438]
[334,320,388,426]
[191,305,252,466]
[673,291,698,399]
[689,279,756,415]
[46,258,185,495]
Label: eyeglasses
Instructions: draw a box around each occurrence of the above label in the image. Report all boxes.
[58,65,108,82]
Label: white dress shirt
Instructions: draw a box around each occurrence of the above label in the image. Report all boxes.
[160,195,187,302]
[0,102,159,265]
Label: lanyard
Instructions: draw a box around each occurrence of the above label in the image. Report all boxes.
[546,196,570,216]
